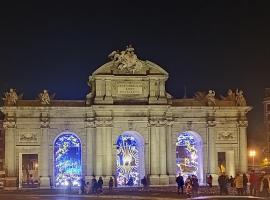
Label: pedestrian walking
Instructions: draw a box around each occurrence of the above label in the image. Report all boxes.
[109,177,114,192]
[249,170,258,196]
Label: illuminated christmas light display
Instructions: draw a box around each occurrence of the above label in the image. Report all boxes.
[54,133,81,187]
[116,135,139,186]
[176,132,199,180]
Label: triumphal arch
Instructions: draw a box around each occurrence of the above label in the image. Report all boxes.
[1,46,251,189]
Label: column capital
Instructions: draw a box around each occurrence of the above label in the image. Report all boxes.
[86,117,95,128]
[207,120,216,127]
[238,120,248,128]
[3,116,16,129]
[95,118,113,127]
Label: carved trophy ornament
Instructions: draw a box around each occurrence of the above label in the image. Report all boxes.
[2,88,22,105]
[220,89,247,106]
[108,45,144,74]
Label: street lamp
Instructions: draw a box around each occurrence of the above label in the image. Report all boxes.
[249,150,256,170]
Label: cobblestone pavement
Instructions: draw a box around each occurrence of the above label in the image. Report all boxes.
[0,186,254,200]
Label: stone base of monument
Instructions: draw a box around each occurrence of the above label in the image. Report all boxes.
[39,176,50,189]
[4,177,17,190]
[159,175,169,185]
[169,175,176,184]
[149,175,160,185]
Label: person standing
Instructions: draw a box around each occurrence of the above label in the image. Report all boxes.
[260,175,270,197]
[80,178,86,194]
[97,177,103,194]
[243,173,248,195]
[191,175,199,196]
[218,173,228,195]
[141,176,148,191]
[176,174,184,195]
[91,176,97,194]
[234,173,244,195]
[249,170,258,196]
[109,177,114,192]
[207,174,213,188]
[185,176,193,198]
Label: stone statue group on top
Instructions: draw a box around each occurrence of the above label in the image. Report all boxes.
[108,45,144,74]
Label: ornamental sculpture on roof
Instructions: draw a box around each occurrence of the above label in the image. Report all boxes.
[108,45,144,74]
[38,90,55,105]
[194,89,247,106]
[2,88,22,105]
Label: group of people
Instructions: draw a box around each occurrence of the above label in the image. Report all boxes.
[218,170,270,197]
[176,174,199,197]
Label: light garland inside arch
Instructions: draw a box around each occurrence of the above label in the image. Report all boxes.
[176,132,199,180]
[54,134,81,187]
[116,135,139,186]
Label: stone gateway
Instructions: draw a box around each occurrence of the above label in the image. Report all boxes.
[0,46,251,189]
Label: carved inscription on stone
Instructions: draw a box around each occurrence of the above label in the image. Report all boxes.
[217,131,235,141]
[117,82,143,95]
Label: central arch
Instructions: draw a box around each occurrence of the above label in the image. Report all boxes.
[54,132,82,187]
[115,131,145,186]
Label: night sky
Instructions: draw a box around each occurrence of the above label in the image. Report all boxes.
[0,1,270,149]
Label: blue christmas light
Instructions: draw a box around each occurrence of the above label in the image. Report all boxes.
[54,133,81,187]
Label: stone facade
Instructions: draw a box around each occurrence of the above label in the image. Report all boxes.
[0,46,251,189]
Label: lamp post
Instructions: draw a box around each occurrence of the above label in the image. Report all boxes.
[249,150,256,170]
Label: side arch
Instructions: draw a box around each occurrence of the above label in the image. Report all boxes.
[53,131,82,187]
[176,131,203,183]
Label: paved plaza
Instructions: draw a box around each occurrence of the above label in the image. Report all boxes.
[0,186,247,200]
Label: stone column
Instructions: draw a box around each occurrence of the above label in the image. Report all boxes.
[226,150,235,177]
[85,119,95,183]
[239,121,248,173]
[207,120,218,185]
[149,120,159,185]
[166,120,175,184]
[95,123,103,176]
[159,122,169,185]
[3,118,17,190]
[39,119,50,188]
[105,125,112,177]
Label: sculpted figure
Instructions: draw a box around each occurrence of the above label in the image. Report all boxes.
[3,88,19,105]
[39,90,51,105]
[206,90,216,106]
[108,45,143,73]
[235,89,247,106]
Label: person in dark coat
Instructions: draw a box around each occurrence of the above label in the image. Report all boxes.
[141,176,148,191]
[218,173,228,195]
[80,178,85,194]
[243,173,248,195]
[97,177,103,193]
[91,176,97,194]
[176,174,184,195]
[191,175,199,196]
[109,177,114,192]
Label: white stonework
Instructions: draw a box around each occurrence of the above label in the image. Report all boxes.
[0,47,251,188]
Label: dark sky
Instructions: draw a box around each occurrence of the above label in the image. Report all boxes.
[0,1,270,148]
